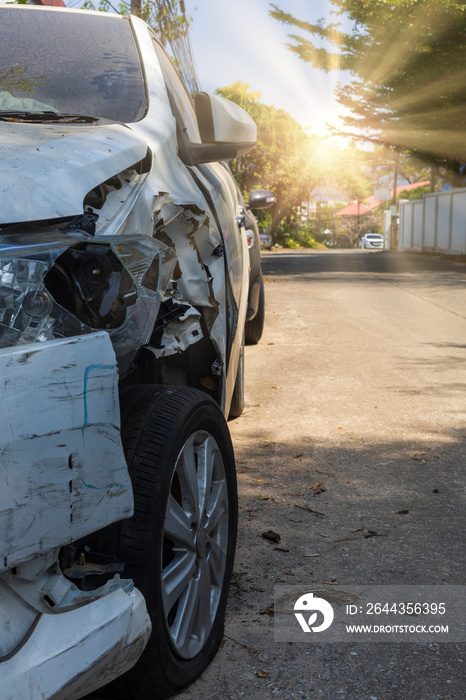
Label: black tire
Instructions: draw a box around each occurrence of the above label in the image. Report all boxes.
[245,275,265,345]
[110,385,238,699]
[228,334,244,419]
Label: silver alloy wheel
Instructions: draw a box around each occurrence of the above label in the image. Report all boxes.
[162,430,229,659]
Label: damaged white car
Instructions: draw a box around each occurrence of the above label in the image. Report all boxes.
[0,6,257,699]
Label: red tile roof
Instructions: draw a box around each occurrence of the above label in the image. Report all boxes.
[335,202,373,217]
[35,0,67,6]
[336,180,430,216]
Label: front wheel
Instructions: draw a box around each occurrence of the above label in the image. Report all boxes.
[112,386,238,699]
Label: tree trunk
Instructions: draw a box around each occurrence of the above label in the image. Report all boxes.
[270,204,292,239]
[131,0,141,16]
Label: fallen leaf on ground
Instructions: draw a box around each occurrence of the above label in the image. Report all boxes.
[304,553,321,557]
[259,603,274,616]
[397,509,409,515]
[317,532,330,538]
[274,547,289,552]
[256,671,269,678]
[262,530,281,544]
[311,481,327,495]
[272,386,282,390]
[322,580,339,585]
[258,495,270,500]
[316,469,336,478]
[294,503,327,517]
[364,530,378,538]
[351,528,363,532]
[224,634,258,655]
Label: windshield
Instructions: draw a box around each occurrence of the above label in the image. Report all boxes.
[0,8,146,123]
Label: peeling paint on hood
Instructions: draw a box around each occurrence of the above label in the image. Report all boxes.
[0,121,148,225]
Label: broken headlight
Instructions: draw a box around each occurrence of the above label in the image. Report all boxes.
[0,230,176,374]
[0,235,89,348]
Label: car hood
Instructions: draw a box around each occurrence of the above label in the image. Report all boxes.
[0,121,148,225]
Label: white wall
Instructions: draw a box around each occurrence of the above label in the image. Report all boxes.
[399,188,466,255]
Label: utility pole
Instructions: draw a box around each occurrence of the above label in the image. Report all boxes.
[391,146,399,206]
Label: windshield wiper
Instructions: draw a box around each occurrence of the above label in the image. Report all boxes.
[0,111,98,123]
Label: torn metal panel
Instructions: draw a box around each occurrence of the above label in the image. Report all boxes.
[162,207,222,308]
[0,332,132,572]
[148,196,229,399]
[149,301,203,358]
[84,156,152,238]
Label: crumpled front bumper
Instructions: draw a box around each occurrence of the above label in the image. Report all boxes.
[0,331,151,698]
[1,584,151,700]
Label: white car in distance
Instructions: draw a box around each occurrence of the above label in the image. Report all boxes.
[359,233,385,249]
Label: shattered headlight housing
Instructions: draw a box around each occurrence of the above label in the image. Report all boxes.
[0,257,60,346]
[0,229,176,374]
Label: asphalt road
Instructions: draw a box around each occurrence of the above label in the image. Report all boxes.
[176,249,466,700]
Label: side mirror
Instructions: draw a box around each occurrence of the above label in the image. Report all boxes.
[184,93,256,165]
[249,189,276,210]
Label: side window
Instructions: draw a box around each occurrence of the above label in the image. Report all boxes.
[152,38,201,144]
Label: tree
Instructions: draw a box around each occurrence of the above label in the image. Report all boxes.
[270,1,466,184]
[216,82,322,238]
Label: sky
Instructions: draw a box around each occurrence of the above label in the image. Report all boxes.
[188,0,350,135]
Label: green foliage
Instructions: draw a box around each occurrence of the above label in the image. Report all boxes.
[284,237,301,249]
[273,217,327,249]
[283,232,329,249]
[364,144,431,188]
[0,67,46,94]
[216,82,323,238]
[270,1,466,182]
[398,185,431,200]
[330,143,372,201]
[82,0,189,39]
